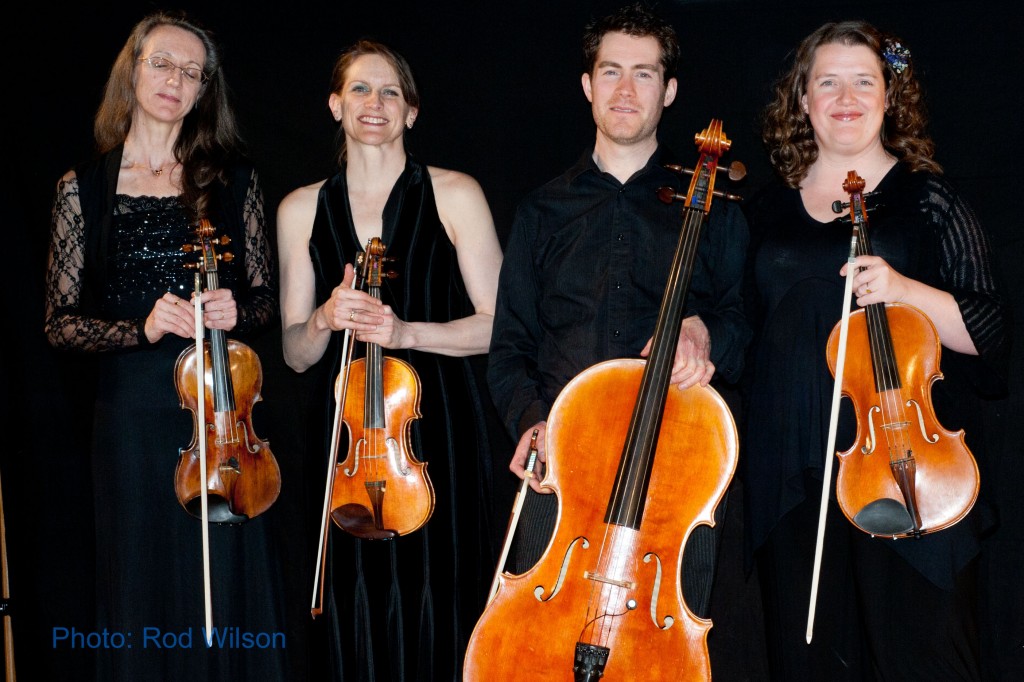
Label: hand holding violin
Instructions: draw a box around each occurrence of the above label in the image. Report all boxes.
[321,263,386,332]
[145,289,238,343]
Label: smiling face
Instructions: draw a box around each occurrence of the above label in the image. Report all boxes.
[801,42,887,157]
[329,53,418,149]
[134,24,207,123]
[582,31,677,149]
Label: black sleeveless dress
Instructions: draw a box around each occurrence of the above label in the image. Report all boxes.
[309,158,500,681]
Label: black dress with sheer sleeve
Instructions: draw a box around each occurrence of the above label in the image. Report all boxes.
[44,149,287,682]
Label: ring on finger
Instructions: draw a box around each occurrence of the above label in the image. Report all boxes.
[349,309,356,322]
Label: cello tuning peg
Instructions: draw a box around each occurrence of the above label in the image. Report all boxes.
[656,185,744,205]
[219,252,234,263]
[181,244,198,253]
[664,161,746,182]
[183,262,201,271]
[214,235,232,246]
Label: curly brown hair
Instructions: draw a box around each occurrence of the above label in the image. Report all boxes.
[94,10,242,223]
[762,20,941,188]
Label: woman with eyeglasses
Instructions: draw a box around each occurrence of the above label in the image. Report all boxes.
[44,10,286,682]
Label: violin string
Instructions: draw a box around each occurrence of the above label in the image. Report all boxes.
[857,219,910,472]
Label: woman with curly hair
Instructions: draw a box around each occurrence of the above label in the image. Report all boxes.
[741,20,1007,680]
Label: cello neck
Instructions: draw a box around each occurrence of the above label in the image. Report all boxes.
[607,120,732,529]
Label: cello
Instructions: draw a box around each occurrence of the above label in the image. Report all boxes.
[310,238,435,614]
[464,120,739,680]
[174,218,282,524]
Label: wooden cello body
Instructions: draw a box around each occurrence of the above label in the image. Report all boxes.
[464,120,738,680]
[825,171,978,538]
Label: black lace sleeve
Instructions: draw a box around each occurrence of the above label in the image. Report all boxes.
[44,174,145,352]
[234,169,276,335]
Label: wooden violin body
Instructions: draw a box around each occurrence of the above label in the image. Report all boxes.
[327,237,434,540]
[825,171,978,538]
[174,218,281,524]
[330,354,434,539]
[465,120,738,680]
[175,337,281,523]
[827,302,978,537]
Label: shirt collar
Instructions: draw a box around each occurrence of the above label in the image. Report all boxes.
[566,143,675,186]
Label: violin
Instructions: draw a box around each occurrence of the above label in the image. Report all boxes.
[328,237,434,539]
[309,237,436,614]
[826,171,979,538]
[174,219,281,524]
[464,120,739,680]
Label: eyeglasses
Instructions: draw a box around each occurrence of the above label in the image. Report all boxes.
[138,56,208,85]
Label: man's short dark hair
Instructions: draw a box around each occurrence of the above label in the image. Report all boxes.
[582,2,680,82]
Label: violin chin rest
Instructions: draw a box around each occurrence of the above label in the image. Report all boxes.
[854,498,915,537]
[184,494,249,525]
[331,504,398,540]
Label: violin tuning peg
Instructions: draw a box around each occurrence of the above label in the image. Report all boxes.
[219,252,235,263]
[181,244,197,253]
[183,262,200,271]
[215,235,232,246]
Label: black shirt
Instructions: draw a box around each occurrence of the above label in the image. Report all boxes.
[488,145,751,439]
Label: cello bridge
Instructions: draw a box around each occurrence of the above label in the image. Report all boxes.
[583,571,635,590]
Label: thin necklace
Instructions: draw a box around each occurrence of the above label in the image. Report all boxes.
[129,160,177,176]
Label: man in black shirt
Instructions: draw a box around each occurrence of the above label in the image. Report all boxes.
[487,2,750,619]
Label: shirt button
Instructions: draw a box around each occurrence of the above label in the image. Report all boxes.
[615,281,621,289]
[613,330,621,337]
[617,233,624,240]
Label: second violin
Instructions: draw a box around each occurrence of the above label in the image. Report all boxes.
[327,237,435,540]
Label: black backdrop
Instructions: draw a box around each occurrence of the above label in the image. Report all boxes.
[6,1,1022,680]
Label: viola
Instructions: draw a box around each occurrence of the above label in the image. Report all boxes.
[463,120,739,680]
[827,171,979,538]
[174,219,281,524]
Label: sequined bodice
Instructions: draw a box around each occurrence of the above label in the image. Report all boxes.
[104,195,194,318]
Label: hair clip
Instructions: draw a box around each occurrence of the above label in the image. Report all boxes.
[882,41,911,74]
